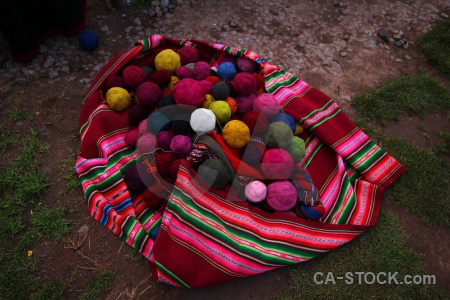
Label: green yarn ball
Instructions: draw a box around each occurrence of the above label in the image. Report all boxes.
[287,136,306,162]
[265,121,293,149]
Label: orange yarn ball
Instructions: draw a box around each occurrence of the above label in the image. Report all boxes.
[222,120,250,149]
[225,97,237,114]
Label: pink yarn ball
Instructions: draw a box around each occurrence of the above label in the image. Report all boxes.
[180,46,200,65]
[194,62,211,80]
[137,133,157,154]
[237,57,257,73]
[235,93,256,118]
[157,131,173,150]
[176,66,194,79]
[125,127,140,146]
[173,78,205,107]
[136,82,162,107]
[138,119,149,136]
[266,180,297,211]
[233,72,257,96]
[261,148,294,180]
[170,135,193,157]
[245,180,267,203]
[253,93,279,119]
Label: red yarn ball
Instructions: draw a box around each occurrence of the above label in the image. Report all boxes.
[252,73,265,89]
[173,78,205,106]
[103,75,126,91]
[136,82,162,107]
[122,65,147,89]
[241,110,268,135]
[155,152,178,179]
[261,148,294,180]
[176,66,194,79]
[266,180,297,211]
[150,69,172,89]
[204,75,220,85]
[233,72,257,96]
[180,46,200,65]
[128,104,150,126]
[194,62,211,80]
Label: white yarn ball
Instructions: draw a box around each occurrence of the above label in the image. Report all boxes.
[190,108,216,134]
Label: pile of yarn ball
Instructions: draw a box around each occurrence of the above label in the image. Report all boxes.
[102,44,321,221]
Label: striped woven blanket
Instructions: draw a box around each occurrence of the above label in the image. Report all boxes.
[76,35,406,288]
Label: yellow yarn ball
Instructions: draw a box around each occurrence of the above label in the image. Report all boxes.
[295,124,304,135]
[155,49,181,73]
[222,120,250,149]
[168,76,180,90]
[209,101,231,124]
[202,94,215,109]
[106,87,131,111]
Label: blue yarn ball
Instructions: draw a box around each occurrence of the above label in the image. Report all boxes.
[295,203,323,220]
[79,30,99,51]
[270,113,296,133]
[217,62,237,80]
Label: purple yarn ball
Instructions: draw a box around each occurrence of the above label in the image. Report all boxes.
[137,133,157,154]
[176,66,194,79]
[235,93,256,118]
[237,57,257,73]
[170,135,192,157]
[136,82,162,107]
[157,131,173,150]
[194,61,211,80]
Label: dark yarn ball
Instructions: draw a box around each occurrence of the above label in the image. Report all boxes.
[150,69,172,89]
[157,131,173,150]
[241,110,268,135]
[211,81,230,100]
[235,93,256,118]
[169,158,183,180]
[172,114,194,136]
[233,72,257,96]
[241,137,266,166]
[136,81,162,107]
[147,111,170,134]
[176,66,194,79]
[142,66,154,78]
[156,95,176,109]
[122,65,147,90]
[123,162,154,194]
[194,61,211,80]
[103,75,126,91]
[78,30,99,51]
[142,189,164,209]
[155,152,179,178]
[128,104,150,127]
[197,159,230,189]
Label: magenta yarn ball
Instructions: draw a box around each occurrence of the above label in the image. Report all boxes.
[170,135,193,157]
[266,180,297,211]
[128,104,149,126]
[173,78,205,107]
[157,131,173,150]
[220,55,237,66]
[245,180,267,203]
[253,93,279,119]
[122,65,147,90]
[233,72,257,96]
[137,133,157,154]
[125,127,140,146]
[194,62,211,80]
[198,80,213,94]
[261,148,294,180]
[237,57,257,73]
[180,46,200,65]
[136,82,162,107]
[235,93,256,118]
[104,75,126,91]
[176,66,194,79]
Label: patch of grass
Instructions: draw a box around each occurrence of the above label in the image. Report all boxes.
[352,73,450,125]
[419,19,450,80]
[6,107,34,122]
[79,270,118,300]
[434,130,450,156]
[0,126,17,153]
[58,151,82,194]
[274,213,447,300]
[31,281,65,300]
[382,138,450,226]
[31,206,72,242]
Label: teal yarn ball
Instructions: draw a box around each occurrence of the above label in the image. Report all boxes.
[265,121,293,149]
[146,111,170,134]
[78,30,99,51]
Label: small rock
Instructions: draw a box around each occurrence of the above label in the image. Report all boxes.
[340,51,347,57]
[441,13,448,19]
[394,58,403,63]
[78,225,89,234]
[404,55,412,60]
[406,26,412,31]
[393,33,402,40]
[48,70,59,79]
[40,44,48,53]
[395,41,403,47]
[343,96,351,102]
[402,41,409,50]
[377,28,388,42]
[43,55,55,68]
[134,17,141,26]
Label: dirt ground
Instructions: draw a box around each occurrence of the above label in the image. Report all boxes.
[0,0,449,299]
